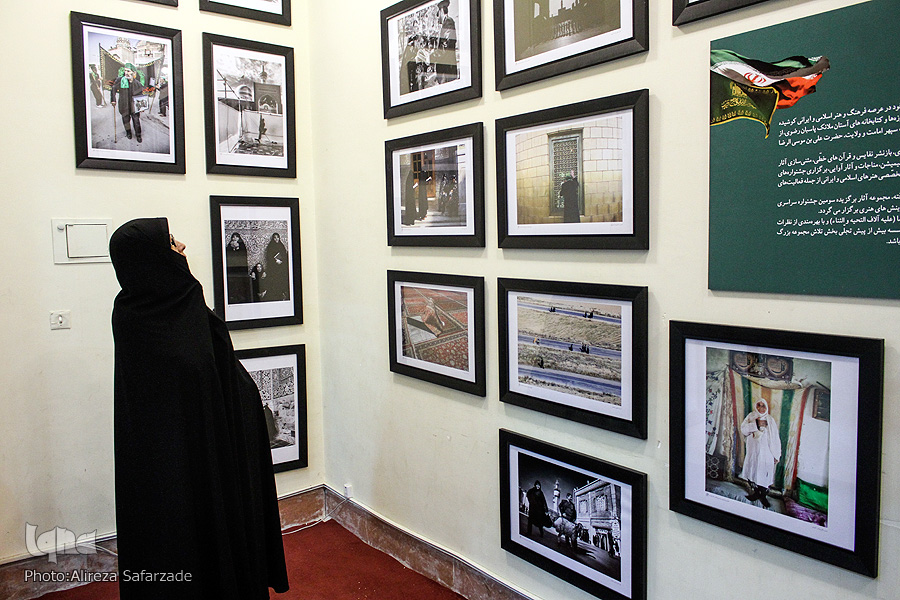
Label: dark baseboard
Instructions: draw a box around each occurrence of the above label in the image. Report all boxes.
[0,485,531,600]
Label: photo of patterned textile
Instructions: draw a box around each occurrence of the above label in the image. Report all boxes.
[388,270,485,396]
[671,320,885,576]
[400,284,469,371]
[704,347,832,525]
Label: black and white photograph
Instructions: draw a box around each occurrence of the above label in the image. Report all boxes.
[381,0,481,118]
[499,279,647,438]
[500,430,647,600]
[200,0,291,26]
[236,345,307,473]
[203,34,296,177]
[494,0,648,90]
[388,270,486,396]
[386,123,484,247]
[211,196,303,330]
[497,90,649,249]
[669,321,884,576]
[673,0,771,25]
[70,12,185,173]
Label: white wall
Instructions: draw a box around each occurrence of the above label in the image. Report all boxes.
[1,0,898,599]
[308,1,899,599]
[0,0,323,563]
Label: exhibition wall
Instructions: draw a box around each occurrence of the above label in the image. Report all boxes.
[310,0,898,599]
[0,0,898,600]
[0,0,324,564]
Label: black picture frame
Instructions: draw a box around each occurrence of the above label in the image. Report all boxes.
[202,33,296,178]
[499,278,648,439]
[210,195,303,330]
[139,0,178,6]
[669,320,884,577]
[500,429,647,600]
[496,90,649,249]
[494,0,648,91]
[674,0,772,25]
[387,270,486,396]
[70,12,185,173]
[200,0,291,26]
[385,123,485,247]
[380,0,482,119]
[235,344,307,473]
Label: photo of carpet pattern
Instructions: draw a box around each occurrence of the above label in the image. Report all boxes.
[400,286,469,371]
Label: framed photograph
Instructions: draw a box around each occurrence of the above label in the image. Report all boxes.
[202,33,296,178]
[210,196,303,330]
[235,345,307,473]
[496,90,649,249]
[674,0,772,25]
[669,320,884,576]
[386,123,484,247]
[494,0,648,91]
[380,0,482,119]
[200,0,291,26]
[500,429,647,600]
[499,278,648,439]
[70,12,185,173]
[387,270,486,396]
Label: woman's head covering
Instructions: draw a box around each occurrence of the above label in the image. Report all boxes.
[109,217,196,301]
[754,398,769,416]
[109,218,289,595]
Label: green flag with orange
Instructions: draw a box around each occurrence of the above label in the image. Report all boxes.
[710,49,830,137]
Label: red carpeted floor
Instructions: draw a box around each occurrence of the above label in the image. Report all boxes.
[36,520,466,600]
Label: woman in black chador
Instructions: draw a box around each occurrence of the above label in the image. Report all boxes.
[225,232,252,304]
[264,232,290,302]
[109,218,289,600]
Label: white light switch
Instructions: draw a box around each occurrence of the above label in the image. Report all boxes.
[50,310,72,330]
[52,219,112,264]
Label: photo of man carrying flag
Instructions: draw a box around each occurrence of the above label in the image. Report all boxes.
[710,49,830,136]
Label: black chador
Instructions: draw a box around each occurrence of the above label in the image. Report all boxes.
[109,218,289,599]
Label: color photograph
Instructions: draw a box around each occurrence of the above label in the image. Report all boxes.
[670,320,884,576]
[399,283,471,374]
[71,13,184,172]
[512,293,625,406]
[388,271,486,396]
[501,430,647,600]
[496,91,648,249]
[495,0,647,90]
[508,110,631,231]
[499,278,647,438]
[703,347,832,525]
